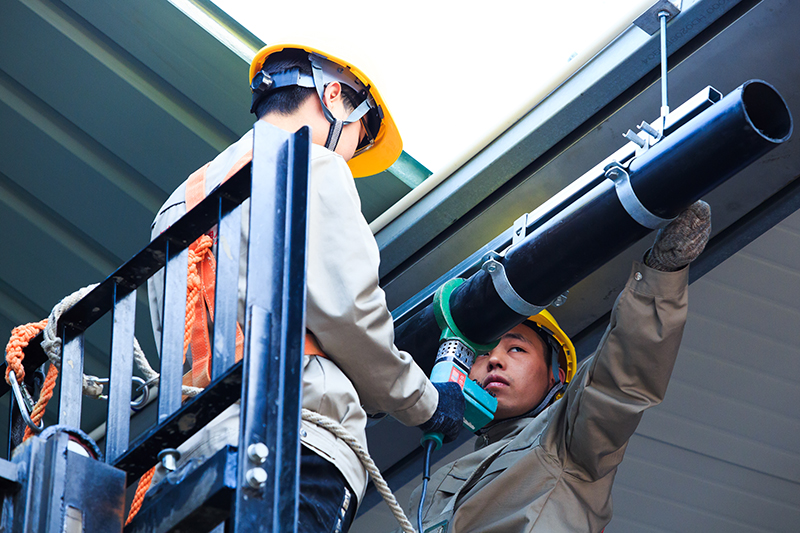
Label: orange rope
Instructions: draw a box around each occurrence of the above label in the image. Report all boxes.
[185,235,214,358]
[22,363,58,442]
[125,240,210,525]
[125,465,156,526]
[5,319,48,384]
[5,319,51,441]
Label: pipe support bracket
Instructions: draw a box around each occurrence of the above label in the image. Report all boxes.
[481,253,547,317]
[604,162,675,230]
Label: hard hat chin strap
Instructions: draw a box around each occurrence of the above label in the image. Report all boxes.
[531,380,564,418]
[325,119,345,152]
[309,54,373,153]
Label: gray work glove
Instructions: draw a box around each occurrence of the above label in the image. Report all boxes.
[417,382,465,443]
[645,200,711,272]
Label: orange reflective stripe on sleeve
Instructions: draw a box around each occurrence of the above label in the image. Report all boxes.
[224,150,253,182]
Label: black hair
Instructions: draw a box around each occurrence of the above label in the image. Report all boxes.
[253,49,361,119]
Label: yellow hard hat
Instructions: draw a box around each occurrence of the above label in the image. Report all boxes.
[249,44,403,178]
[525,310,577,391]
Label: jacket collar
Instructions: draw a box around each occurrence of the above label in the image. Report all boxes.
[474,381,565,449]
[474,415,530,450]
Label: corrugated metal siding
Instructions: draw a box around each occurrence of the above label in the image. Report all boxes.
[608,209,800,532]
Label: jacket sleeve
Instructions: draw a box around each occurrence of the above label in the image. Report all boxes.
[560,261,689,480]
[304,151,438,427]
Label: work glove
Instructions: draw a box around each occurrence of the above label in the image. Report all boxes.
[645,200,711,272]
[417,381,465,443]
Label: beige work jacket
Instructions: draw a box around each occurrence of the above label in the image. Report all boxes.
[408,262,689,532]
[147,128,438,503]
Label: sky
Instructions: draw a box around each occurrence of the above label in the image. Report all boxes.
[205,0,655,175]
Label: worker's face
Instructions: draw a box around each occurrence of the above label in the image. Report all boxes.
[469,324,558,420]
[321,82,365,162]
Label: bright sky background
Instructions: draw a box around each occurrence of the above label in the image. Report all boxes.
[207,0,654,175]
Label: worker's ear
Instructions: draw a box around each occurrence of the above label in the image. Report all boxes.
[550,365,566,387]
[322,81,343,109]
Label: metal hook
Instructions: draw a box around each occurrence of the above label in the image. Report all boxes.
[131,376,150,409]
[97,376,151,409]
[8,370,43,435]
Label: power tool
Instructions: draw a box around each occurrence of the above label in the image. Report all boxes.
[418,278,499,532]
[421,278,499,449]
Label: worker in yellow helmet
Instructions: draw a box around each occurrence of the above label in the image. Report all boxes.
[248,44,402,178]
[147,44,463,533]
[474,310,577,423]
[407,201,711,533]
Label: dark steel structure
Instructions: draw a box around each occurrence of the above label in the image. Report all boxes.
[0,121,311,532]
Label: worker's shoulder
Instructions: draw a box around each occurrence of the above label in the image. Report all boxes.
[151,180,187,234]
[310,143,350,169]
[309,144,357,188]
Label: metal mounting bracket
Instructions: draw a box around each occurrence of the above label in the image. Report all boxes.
[511,213,529,246]
[633,0,682,35]
[604,162,675,230]
[481,252,547,316]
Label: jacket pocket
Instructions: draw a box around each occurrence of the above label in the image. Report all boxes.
[437,473,466,496]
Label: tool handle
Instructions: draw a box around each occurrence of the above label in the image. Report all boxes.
[420,430,443,452]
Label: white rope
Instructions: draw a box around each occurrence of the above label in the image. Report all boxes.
[301,408,416,533]
[39,283,202,399]
[40,283,105,398]
[130,337,203,398]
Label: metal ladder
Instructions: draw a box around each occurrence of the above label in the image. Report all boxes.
[0,120,311,533]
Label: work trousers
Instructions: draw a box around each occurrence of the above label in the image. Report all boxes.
[298,445,357,533]
[153,443,357,532]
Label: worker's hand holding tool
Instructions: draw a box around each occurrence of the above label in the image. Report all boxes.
[646,200,712,272]
[418,382,466,443]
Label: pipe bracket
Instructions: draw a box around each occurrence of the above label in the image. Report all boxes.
[604,162,675,230]
[481,253,547,317]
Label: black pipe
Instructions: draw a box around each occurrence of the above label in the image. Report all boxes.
[395,80,792,369]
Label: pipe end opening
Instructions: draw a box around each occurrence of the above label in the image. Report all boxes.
[742,81,793,142]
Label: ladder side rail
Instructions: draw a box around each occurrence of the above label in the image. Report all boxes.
[272,125,311,532]
[105,285,136,463]
[58,328,84,427]
[212,199,243,381]
[157,243,188,423]
[232,122,310,532]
